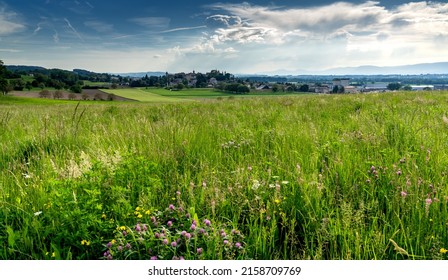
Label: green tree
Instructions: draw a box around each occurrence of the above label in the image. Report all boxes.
[387,82,401,91]
[0,60,11,95]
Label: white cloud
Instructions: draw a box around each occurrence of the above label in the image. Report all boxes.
[0,5,26,35]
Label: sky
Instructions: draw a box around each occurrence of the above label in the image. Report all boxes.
[0,0,447,74]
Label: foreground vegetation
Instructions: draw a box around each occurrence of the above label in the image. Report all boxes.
[0,91,447,260]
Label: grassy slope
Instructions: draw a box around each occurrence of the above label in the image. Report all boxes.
[1,91,447,260]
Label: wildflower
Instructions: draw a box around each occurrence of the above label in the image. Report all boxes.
[106,242,112,248]
[145,210,151,215]
[34,211,43,216]
[176,191,181,196]
[51,252,55,258]
[221,232,227,238]
[235,242,242,249]
[142,224,148,231]
[137,213,143,219]
[135,224,141,232]
[440,248,448,254]
[247,166,252,171]
[150,256,158,260]
[224,240,229,245]
[119,226,126,231]
[181,231,187,237]
[171,241,177,247]
[101,213,106,219]
[169,204,175,210]
[167,221,173,227]
[155,233,160,239]
[252,180,260,190]
[396,169,402,176]
[274,199,281,204]
[135,206,141,211]
[203,219,211,227]
[190,224,196,231]
[125,243,131,250]
[151,216,157,224]
[425,198,433,205]
[107,254,113,260]
[111,239,116,245]
[180,256,185,260]
[117,246,123,252]
[400,191,408,198]
[162,239,168,245]
[81,240,90,246]
[197,248,203,255]
[185,233,191,239]
[202,181,207,187]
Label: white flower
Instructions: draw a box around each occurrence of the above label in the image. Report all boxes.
[34,211,42,216]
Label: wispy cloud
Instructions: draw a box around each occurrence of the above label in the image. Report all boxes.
[0,5,26,35]
[159,25,206,34]
[129,17,170,29]
[0,48,22,53]
[64,18,84,41]
[84,20,114,33]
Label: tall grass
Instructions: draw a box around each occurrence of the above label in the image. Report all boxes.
[0,91,447,260]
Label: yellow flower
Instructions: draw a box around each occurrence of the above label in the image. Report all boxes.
[119,226,126,231]
[101,213,106,219]
[137,214,143,219]
[51,252,55,258]
[440,248,448,254]
[81,240,86,245]
[274,199,281,204]
[145,210,151,215]
[111,239,116,245]
[135,206,141,211]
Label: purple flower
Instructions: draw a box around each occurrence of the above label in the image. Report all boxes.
[167,221,173,227]
[190,224,196,231]
[122,231,127,236]
[199,228,205,235]
[176,191,181,196]
[150,256,158,260]
[106,242,112,248]
[135,224,141,232]
[197,248,203,255]
[221,232,227,238]
[203,219,211,227]
[151,216,157,224]
[396,170,402,176]
[169,204,175,210]
[235,242,242,249]
[181,231,187,236]
[142,224,148,231]
[400,191,408,198]
[425,198,432,205]
[155,233,160,239]
[125,243,131,250]
[163,239,168,245]
[224,240,229,245]
[117,245,123,252]
[180,256,185,260]
[185,233,191,239]
[107,254,113,260]
[171,241,177,247]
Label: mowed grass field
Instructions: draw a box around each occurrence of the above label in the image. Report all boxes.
[102,87,305,102]
[0,91,447,260]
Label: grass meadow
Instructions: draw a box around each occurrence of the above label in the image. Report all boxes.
[0,91,447,260]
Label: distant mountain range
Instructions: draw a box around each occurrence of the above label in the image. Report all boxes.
[114,71,167,78]
[255,62,448,76]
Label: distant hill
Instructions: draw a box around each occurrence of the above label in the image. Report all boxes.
[114,71,166,78]
[6,65,47,72]
[320,62,448,75]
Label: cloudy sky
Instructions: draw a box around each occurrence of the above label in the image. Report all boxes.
[1,0,447,74]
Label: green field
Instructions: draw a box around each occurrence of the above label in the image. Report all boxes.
[103,87,306,102]
[1,91,447,260]
[102,88,191,102]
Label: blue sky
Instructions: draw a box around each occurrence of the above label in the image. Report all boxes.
[1,0,447,74]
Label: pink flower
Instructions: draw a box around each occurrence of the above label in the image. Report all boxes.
[400,191,407,198]
[425,198,432,205]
